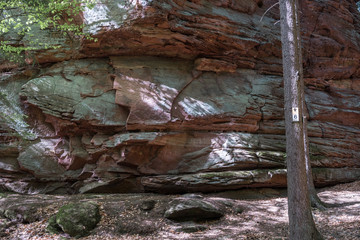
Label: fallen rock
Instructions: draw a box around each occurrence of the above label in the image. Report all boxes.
[164,197,224,222]
[48,202,101,238]
[0,202,47,223]
[116,218,160,235]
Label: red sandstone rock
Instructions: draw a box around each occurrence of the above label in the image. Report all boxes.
[0,0,359,194]
[194,58,237,73]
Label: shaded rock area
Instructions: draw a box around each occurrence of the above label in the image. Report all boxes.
[1,201,46,224]
[0,189,258,239]
[0,0,360,194]
[0,181,360,239]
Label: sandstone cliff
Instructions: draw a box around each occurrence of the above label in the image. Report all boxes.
[0,0,359,194]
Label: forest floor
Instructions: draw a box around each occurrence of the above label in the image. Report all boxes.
[1,181,359,240]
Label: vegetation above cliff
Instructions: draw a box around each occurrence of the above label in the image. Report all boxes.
[0,0,96,62]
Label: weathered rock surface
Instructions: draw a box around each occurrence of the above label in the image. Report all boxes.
[0,0,359,194]
[49,202,101,238]
[164,196,225,221]
[1,202,46,223]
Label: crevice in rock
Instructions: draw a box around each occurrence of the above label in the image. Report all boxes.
[170,70,203,121]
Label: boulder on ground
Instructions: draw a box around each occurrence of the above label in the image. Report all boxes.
[47,201,101,238]
[1,203,46,223]
[164,197,224,222]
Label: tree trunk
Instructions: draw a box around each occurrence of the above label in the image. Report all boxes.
[298,1,330,211]
[303,116,328,210]
[279,0,323,239]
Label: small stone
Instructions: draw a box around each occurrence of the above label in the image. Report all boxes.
[139,200,156,211]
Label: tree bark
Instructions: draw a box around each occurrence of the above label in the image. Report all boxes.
[298,1,330,211]
[279,0,323,239]
[303,116,328,210]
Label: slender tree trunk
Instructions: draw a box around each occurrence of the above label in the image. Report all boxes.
[303,116,328,210]
[297,1,329,211]
[279,0,323,239]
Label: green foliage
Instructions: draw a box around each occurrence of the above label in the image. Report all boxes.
[0,0,97,62]
[0,1,99,139]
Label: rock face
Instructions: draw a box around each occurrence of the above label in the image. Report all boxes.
[0,0,359,194]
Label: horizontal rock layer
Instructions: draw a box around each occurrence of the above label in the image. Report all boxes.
[0,0,359,194]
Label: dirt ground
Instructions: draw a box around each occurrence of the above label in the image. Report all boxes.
[1,181,359,240]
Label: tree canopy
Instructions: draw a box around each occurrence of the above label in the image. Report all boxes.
[0,0,96,62]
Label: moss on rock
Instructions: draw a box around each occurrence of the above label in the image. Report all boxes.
[46,215,62,234]
[47,201,101,238]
